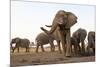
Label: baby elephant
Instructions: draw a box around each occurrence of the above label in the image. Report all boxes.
[87,31,95,56]
[35,32,55,53]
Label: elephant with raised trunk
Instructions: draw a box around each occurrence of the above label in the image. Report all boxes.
[87,31,95,55]
[72,28,87,55]
[35,32,62,53]
[10,37,30,53]
[41,10,77,57]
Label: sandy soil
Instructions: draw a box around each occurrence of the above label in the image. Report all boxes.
[10,47,95,67]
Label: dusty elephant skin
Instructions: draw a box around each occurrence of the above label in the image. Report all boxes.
[10,37,30,53]
[41,10,77,57]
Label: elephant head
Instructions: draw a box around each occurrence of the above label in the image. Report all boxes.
[41,10,78,57]
[10,37,20,50]
[41,10,77,34]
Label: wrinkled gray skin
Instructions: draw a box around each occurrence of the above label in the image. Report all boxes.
[10,37,30,53]
[35,32,55,53]
[72,28,87,55]
[41,10,77,57]
[87,31,95,55]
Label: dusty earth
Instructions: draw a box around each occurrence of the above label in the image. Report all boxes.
[10,47,95,67]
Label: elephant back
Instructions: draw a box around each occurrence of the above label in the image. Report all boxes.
[36,32,51,45]
[72,28,87,43]
[20,39,30,47]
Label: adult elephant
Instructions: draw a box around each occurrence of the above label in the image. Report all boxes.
[10,37,30,53]
[72,28,87,55]
[87,31,95,55]
[41,10,77,57]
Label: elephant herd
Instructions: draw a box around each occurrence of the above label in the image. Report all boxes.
[11,10,95,57]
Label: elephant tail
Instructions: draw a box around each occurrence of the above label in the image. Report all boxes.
[45,25,52,27]
[40,27,50,35]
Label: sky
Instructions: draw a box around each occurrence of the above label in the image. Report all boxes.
[11,1,95,43]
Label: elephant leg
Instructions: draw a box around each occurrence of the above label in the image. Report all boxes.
[26,47,29,52]
[65,29,71,57]
[60,32,66,55]
[81,41,85,55]
[41,44,45,52]
[93,48,95,55]
[49,40,55,52]
[60,31,66,55]
[70,44,72,54]
[73,44,77,55]
[12,46,18,53]
[36,44,39,53]
[17,47,19,53]
[87,45,91,56]
[57,40,62,53]
[28,47,30,52]
[77,44,81,54]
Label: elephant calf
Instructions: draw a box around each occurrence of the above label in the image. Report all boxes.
[35,32,55,53]
[10,37,30,53]
[87,31,95,55]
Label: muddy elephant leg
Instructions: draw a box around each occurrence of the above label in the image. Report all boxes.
[65,29,71,57]
[41,44,45,52]
[57,40,62,53]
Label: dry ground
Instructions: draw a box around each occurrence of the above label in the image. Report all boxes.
[10,47,95,67]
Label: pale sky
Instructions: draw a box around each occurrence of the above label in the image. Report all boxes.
[11,1,95,42]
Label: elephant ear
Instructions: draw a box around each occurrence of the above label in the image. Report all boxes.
[54,10,66,25]
[65,12,77,28]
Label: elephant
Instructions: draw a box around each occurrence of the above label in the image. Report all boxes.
[35,32,62,53]
[87,31,95,55]
[72,28,87,55]
[41,10,77,57]
[10,37,30,53]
